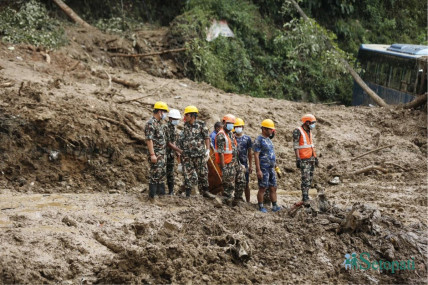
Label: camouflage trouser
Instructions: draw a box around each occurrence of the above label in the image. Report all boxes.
[301,160,315,196]
[182,156,208,191]
[166,155,174,185]
[222,161,246,199]
[148,153,166,184]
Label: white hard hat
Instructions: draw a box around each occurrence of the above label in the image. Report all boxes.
[168,108,181,119]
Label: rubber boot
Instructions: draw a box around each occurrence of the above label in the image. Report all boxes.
[185,188,191,197]
[157,183,166,196]
[148,183,157,199]
[201,187,215,199]
[302,193,310,207]
[168,182,174,195]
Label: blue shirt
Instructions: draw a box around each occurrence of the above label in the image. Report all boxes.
[210,131,217,147]
[236,134,252,166]
[253,135,276,168]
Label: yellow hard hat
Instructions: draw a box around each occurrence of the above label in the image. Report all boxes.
[234,118,244,127]
[222,114,236,124]
[184,105,199,114]
[301,114,316,123]
[261,119,275,129]
[154,101,169,112]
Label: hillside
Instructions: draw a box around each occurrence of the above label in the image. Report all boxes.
[0,25,426,284]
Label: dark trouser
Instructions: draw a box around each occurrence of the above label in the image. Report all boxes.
[300,160,315,200]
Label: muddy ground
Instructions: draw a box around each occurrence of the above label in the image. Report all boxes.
[0,25,427,284]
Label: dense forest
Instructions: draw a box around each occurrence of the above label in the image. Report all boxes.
[0,0,426,104]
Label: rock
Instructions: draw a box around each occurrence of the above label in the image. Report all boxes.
[49,150,59,161]
[163,220,182,232]
[62,216,77,227]
[328,176,340,185]
[115,180,126,189]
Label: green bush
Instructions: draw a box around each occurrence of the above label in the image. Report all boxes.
[0,0,66,48]
[171,0,353,104]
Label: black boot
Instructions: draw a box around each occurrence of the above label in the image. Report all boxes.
[157,183,166,196]
[302,193,310,207]
[201,187,214,199]
[185,188,191,197]
[149,183,157,199]
[168,182,174,195]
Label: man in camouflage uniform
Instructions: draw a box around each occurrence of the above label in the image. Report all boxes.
[215,114,246,204]
[293,114,319,205]
[164,109,183,195]
[232,117,252,202]
[177,105,211,197]
[144,101,169,198]
[253,119,281,213]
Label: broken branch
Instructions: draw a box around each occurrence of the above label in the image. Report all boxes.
[96,115,145,143]
[116,82,168,103]
[349,165,388,176]
[109,47,187,58]
[351,145,394,161]
[92,70,140,89]
[383,162,408,171]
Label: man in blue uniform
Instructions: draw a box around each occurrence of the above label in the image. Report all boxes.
[253,119,281,213]
[210,121,222,147]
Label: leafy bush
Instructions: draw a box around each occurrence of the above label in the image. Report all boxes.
[301,0,427,53]
[0,0,66,48]
[170,0,353,104]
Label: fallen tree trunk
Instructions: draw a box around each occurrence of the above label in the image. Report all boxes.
[401,93,427,109]
[289,0,388,108]
[52,0,93,29]
[91,70,140,89]
[109,47,187,58]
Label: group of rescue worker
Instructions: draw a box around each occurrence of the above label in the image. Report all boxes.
[145,101,318,213]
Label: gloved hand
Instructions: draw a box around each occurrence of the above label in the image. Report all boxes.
[296,159,301,169]
[205,149,210,162]
[315,157,319,167]
[177,163,183,173]
[275,166,282,179]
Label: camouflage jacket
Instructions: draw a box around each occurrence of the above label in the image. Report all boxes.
[164,121,177,159]
[144,117,166,155]
[177,120,209,158]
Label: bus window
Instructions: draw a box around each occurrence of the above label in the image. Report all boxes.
[403,69,416,93]
[377,62,389,86]
[389,66,403,90]
[363,61,377,82]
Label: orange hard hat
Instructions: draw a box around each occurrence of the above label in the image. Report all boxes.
[222,114,236,124]
[301,114,316,123]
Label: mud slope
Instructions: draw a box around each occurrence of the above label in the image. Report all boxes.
[0,25,426,284]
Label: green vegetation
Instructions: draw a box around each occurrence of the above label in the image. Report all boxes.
[302,0,427,54]
[0,0,425,104]
[171,0,353,103]
[0,0,66,49]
